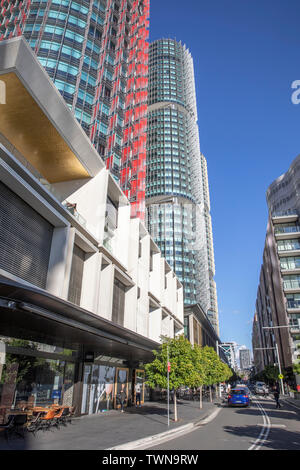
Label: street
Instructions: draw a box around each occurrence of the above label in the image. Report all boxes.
[150,397,300,450]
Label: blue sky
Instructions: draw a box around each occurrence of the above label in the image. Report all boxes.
[149,0,300,352]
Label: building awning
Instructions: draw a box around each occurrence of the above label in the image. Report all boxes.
[0,277,158,364]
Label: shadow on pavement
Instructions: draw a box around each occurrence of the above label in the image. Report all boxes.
[223,424,300,450]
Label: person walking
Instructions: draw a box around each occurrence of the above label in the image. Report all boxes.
[273,385,281,409]
[135,383,142,407]
[118,387,127,413]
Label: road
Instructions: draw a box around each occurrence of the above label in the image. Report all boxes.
[150,396,300,450]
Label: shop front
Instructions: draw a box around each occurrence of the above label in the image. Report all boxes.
[0,278,157,419]
[80,361,150,415]
[0,336,77,423]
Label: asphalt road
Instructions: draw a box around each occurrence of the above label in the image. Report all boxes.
[150,396,300,451]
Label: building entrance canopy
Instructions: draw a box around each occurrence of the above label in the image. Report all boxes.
[0,277,157,364]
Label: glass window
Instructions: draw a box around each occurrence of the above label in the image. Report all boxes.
[0,336,76,419]
[278,239,300,251]
[81,364,116,414]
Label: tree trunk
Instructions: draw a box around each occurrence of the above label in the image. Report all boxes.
[209,386,212,403]
[199,385,203,409]
[174,389,178,422]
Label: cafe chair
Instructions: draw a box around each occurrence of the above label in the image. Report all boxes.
[53,407,70,427]
[26,412,43,434]
[0,414,28,440]
[34,408,57,432]
[0,415,15,440]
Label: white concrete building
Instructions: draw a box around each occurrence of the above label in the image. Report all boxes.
[0,37,183,416]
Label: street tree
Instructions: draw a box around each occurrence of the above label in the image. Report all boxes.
[145,335,197,422]
[200,346,232,401]
[191,345,207,409]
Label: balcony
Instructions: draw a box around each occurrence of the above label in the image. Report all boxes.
[275,225,300,240]
[63,201,87,228]
[277,248,300,257]
[272,213,299,224]
[280,267,300,276]
[290,325,300,334]
[283,279,300,293]
[286,296,300,314]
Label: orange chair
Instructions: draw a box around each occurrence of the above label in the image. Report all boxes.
[35,408,57,431]
[53,407,70,427]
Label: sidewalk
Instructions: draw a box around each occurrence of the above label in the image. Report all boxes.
[282,396,300,410]
[0,398,222,450]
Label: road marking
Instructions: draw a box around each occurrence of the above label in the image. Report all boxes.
[257,424,286,429]
[248,399,271,451]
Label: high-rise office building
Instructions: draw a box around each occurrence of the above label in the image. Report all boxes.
[146,38,219,332]
[0,0,149,220]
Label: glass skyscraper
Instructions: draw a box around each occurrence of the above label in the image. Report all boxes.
[0,0,149,220]
[146,39,219,333]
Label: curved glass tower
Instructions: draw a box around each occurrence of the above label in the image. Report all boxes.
[146,39,219,332]
[1,0,149,221]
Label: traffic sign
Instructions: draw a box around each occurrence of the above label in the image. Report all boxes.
[167,362,171,372]
[278,374,284,380]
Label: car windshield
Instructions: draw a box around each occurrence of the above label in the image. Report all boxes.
[232,390,247,395]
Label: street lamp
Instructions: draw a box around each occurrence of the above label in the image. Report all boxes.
[261,324,293,395]
[254,345,284,395]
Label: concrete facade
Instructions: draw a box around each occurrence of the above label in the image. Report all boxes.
[0,37,183,417]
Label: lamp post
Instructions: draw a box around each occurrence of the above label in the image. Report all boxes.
[167,343,170,427]
[254,346,284,395]
[262,325,292,395]
[216,341,222,397]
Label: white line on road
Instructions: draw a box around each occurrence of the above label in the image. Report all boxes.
[248,399,271,451]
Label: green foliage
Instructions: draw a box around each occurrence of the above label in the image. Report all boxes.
[197,346,232,386]
[263,364,280,383]
[145,339,233,391]
[293,363,300,375]
[145,335,196,391]
[190,345,207,388]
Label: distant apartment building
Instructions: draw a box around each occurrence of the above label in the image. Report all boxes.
[239,349,251,371]
[0,38,184,418]
[254,154,300,384]
[220,342,237,370]
[146,38,219,333]
[0,0,150,221]
[252,313,266,375]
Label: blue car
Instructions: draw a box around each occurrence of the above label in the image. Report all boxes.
[228,388,250,407]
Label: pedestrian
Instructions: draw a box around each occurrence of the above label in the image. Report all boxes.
[273,386,281,409]
[118,387,127,413]
[135,382,142,407]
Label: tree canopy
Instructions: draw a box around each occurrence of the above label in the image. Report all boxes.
[145,336,233,419]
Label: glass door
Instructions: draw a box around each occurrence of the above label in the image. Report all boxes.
[114,368,128,409]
